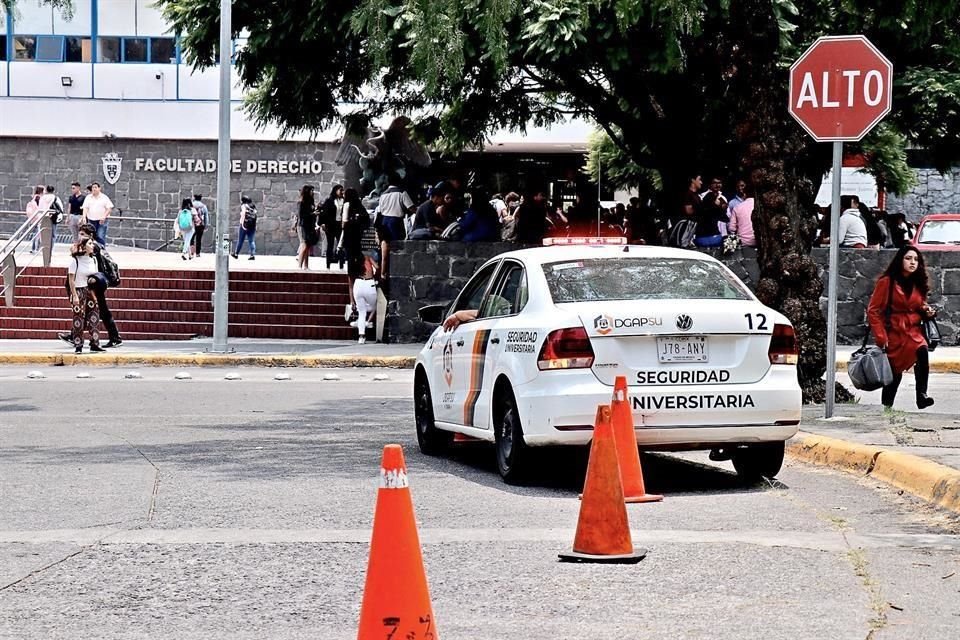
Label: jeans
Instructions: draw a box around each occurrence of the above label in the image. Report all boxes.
[32,222,56,251]
[193,225,205,255]
[90,219,107,245]
[181,228,194,255]
[235,226,256,256]
[68,214,82,243]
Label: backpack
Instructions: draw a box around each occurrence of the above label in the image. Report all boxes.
[51,197,64,224]
[96,246,121,288]
[243,205,258,228]
[668,218,697,248]
[178,209,193,230]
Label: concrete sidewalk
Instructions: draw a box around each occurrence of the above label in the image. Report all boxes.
[0,338,423,368]
[792,404,960,515]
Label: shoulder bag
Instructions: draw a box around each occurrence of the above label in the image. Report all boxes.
[922,316,941,352]
[848,278,895,391]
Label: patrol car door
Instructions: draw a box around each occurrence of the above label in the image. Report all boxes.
[433,261,500,425]
[459,260,529,431]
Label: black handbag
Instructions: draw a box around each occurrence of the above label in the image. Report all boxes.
[922,317,941,351]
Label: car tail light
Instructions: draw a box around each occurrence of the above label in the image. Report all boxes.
[768,324,798,365]
[538,327,595,370]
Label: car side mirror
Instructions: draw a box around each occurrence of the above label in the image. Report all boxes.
[418,303,448,324]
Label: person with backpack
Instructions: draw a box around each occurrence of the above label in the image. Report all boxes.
[341,187,370,318]
[191,194,209,257]
[318,184,345,269]
[59,223,123,348]
[174,198,196,260]
[64,238,104,354]
[232,196,258,260]
[35,185,65,252]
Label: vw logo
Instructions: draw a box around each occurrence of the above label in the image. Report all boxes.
[676,314,693,331]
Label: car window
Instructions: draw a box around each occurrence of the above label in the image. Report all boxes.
[917,220,960,245]
[453,262,500,313]
[543,257,752,302]
[479,263,526,319]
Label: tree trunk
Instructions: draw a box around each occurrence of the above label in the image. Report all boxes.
[726,0,851,403]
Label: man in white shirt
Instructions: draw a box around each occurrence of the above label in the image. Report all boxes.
[837,195,868,248]
[80,181,114,246]
[375,182,415,242]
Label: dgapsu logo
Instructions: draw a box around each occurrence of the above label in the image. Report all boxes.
[101,153,122,185]
[593,314,613,335]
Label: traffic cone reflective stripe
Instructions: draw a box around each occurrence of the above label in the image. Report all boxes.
[611,376,663,504]
[357,445,439,639]
[559,405,646,564]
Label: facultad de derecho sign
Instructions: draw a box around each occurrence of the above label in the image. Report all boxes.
[99,153,323,185]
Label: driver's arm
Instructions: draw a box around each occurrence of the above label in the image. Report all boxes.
[443,309,478,331]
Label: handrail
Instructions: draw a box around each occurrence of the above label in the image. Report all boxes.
[0,209,53,307]
[0,209,50,257]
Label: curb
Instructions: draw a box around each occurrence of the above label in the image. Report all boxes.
[834,353,960,374]
[787,432,960,515]
[0,353,417,369]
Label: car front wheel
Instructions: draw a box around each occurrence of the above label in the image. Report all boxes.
[495,386,532,484]
[415,373,452,456]
[731,442,785,482]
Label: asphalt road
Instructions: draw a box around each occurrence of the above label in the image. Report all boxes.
[1,366,959,640]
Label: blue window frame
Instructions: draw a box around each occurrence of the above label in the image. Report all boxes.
[10,34,180,65]
[98,36,176,63]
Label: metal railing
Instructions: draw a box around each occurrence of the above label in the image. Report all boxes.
[0,209,54,307]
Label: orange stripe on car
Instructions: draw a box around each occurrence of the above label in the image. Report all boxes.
[463,329,491,426]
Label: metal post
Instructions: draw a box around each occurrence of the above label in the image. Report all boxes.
[596,150,602,237]
[825,141,843,418]
[211,0,231,352]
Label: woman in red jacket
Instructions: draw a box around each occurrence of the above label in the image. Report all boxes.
[866,246,938,409]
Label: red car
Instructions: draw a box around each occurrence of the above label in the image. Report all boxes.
[913,213,960,250]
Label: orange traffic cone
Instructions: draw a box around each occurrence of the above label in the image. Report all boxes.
[559,405,647,564]
[357,445,439,640]
[611,376,663,504]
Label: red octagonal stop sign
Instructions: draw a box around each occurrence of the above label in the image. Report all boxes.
[789,35,893,142]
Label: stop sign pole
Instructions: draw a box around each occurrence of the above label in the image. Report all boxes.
[788,35,893,418]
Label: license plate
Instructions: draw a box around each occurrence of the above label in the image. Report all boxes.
[657,336,708,363]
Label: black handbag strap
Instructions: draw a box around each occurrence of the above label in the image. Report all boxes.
[862,276,895,349]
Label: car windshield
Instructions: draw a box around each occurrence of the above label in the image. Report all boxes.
[543,257,752,303]
[917,220,960,244]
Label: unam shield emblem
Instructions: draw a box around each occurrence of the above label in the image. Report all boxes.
[101,153,122,185]
[442,339,454,386]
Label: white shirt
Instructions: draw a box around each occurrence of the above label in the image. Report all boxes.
[838,209,868,247]
[68,254,99,287]
[82,193,114,221]
[377,188,414,218]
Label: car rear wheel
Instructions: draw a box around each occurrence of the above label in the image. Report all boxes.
[731,442,785,482]
[495,387,532,484]
[415,373,452,456]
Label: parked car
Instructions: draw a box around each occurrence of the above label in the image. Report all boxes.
[913,213,960,250]
[414,242,801,484]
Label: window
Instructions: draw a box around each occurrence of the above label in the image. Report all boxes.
[0,36,6,62]
[916,220,960,246]
[453,262,500,314]
[543,258,753,303]
[65,37,93,63]
[479,262,527,319]
[98,37,121,63]
[35,35,64,62]
[14,36,37,60]
[150,37,176,64]
[123,37,148,62]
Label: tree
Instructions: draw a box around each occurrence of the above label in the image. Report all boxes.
[142,1,960,398]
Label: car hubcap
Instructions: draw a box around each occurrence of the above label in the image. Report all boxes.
[500,408,514,460]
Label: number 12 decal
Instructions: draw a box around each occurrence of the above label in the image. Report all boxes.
[745,313,768,331]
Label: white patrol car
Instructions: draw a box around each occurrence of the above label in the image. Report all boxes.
[413,242,802,484]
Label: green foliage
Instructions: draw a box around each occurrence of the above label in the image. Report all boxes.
[859,123,917,196]
[583,129,662,193]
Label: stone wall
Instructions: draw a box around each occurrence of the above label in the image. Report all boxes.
[886,168,960,221]
[387,242,960,346]
[0,137,344,256]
